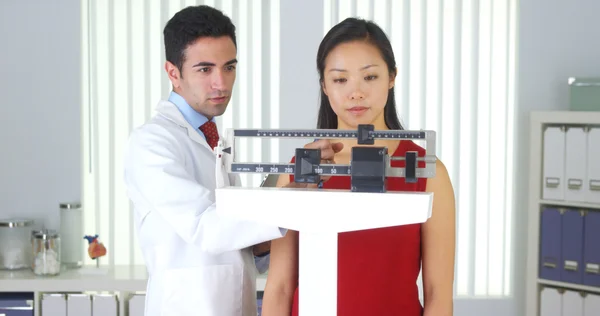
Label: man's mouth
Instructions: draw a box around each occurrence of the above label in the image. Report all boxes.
[210,96,227,103]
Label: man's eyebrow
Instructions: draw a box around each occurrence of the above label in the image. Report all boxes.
[192,59,238,68]
[192,61,215,67]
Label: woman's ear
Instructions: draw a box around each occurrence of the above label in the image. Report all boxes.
[389,67,397,89]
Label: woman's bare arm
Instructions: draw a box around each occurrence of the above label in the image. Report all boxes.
[422,159,456,316]
[261,174,299,316]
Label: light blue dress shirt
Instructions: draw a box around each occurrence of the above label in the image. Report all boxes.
[169,91,271,274]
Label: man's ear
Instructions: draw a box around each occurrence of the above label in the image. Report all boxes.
[389,67,397,89]
[165,61,182,88]
[321,80,329,96]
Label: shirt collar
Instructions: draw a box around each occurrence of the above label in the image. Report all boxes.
[168,91,214,132]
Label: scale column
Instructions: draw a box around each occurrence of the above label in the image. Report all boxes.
[298,231,338,316]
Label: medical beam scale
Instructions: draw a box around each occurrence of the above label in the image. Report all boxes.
[219,124,436,192]
[214,124,437,316]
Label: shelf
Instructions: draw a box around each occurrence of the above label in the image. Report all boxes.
[0,264,270,293]
[538,279,600,294]
[0,265,148,292]
[539,199,600,210]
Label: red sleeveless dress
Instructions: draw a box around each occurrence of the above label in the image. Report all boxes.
[289,140,426,316]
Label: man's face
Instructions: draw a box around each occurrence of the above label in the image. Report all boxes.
[166,36,237,120]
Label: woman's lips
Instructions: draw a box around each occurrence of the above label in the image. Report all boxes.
[347,106,368,115]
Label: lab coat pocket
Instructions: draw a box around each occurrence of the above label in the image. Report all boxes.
[161,265,242,316]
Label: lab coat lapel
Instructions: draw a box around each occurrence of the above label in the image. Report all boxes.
[155,100,215,153]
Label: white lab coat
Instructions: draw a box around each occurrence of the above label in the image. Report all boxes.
[123,100,285,316]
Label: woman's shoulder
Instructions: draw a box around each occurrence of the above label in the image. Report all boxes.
[392,140,426,157]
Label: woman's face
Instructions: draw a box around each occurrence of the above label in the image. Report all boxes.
[322,40,395,129]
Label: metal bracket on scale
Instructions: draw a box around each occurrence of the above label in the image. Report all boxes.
[217,124,437,192]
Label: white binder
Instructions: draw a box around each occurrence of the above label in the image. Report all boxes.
[583,293,600,316]
[562,290,584,316]
[67,294,91,316]
[91,294,118,316]
[587,128,600,204]
[543,126,566,201]
[540,287,562,316]
[128,294,145,316]
[565,127,587,202]
[41,294,66,316]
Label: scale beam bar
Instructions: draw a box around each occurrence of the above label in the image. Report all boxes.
[230,163,434,178]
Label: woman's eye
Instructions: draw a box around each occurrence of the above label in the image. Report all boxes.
[365,75,378,81]
[333,78,347,83]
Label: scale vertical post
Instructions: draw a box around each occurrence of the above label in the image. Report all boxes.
[298,231,338,316]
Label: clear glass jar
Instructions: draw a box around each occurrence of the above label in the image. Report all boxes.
[32,229,61,276]
[0,219,34,270]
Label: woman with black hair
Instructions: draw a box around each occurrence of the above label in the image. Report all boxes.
[262,17,456,316]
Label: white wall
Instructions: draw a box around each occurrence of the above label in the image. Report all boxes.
[0,0,81,231]
[515,0,600,314]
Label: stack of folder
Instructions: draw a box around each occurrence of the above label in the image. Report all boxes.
[542,126,600,204]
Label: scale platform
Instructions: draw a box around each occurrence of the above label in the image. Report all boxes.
[216,186,433,316]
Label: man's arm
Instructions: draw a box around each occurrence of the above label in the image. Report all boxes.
[123,124,285,254]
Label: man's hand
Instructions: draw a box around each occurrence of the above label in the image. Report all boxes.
[253,241,271,256]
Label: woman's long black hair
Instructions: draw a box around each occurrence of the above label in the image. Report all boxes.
[316,17,403,130]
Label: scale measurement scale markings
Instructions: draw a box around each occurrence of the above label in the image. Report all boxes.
[231,163,351,175]
[233,129,427,139]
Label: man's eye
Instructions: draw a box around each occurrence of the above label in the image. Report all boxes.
[225,65,236,71]
[199,67,210,73]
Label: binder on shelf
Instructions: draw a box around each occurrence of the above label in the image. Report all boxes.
[543,126,566,201]
[565,127,587,203]
[91,294,118,316]
[583,293,600,316]
[587,128,600,204]
[0,293,33,316]
[562,209,585,284]
[540,207,562,281]
[583,211,600,287]
[41,293,66,316]
[562,290,584,316]
[128,294,145,316]
[67,294,91,316]
[540,287,562,316]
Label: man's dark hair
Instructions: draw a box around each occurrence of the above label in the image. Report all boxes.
[163,5,237,75]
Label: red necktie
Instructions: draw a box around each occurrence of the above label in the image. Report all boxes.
[199,121,219,149]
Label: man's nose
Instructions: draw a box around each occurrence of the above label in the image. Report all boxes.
[211,71,226,90]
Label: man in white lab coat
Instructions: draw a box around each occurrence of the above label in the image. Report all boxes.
[122,5,337,316]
